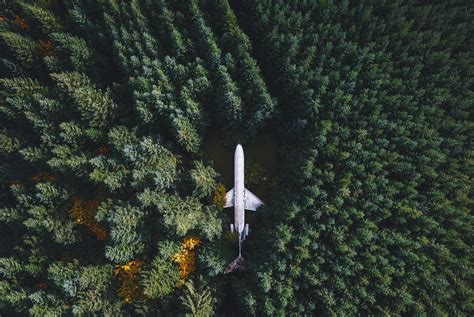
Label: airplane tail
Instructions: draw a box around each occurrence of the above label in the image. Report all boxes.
[224,255,245,274]
[224,237,245,273]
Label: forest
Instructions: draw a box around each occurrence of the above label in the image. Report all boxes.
[0,0,472,315]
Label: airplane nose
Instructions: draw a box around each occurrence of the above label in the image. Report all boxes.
[236,144,243,153]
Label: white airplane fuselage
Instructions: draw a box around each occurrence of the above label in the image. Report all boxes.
[233,144,245,235]
[225,144,264,260]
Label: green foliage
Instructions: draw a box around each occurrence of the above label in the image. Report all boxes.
[245,161,264,186]
[157,194,204,237]
[179,278,215,317]
[141,256,180,299]
[190,161,218,198]
[0,131,21,154]
[0,58,25,77]
[0,32,37,68]
[7,182,78,245]
[105,203,145,263]
[198,206,223,241]
[18,2,61,35]
[47,261,120,315]
[197,240,231,277]
[235,0,474,315]
[125,136,177,190]
[173,115,201,153]
[49,33,92,72]
[0,0,471,315]
[51,72,116,128]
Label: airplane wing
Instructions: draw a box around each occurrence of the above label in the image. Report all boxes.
[244,188,264,211]
[224,188,234,208]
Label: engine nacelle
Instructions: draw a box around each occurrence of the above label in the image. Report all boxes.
[230,224,234,233]
[245,223,249,236]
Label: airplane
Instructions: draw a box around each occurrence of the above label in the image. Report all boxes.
[224,144,264,273]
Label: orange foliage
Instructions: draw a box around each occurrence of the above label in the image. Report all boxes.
[114,260,143,304]
[32,171,56,183]
[90,226,107,240]
[39,40,54,56]
[35,281,48,289]
[183,236,201,250]
[213,183,227,209]
[0,16,6,22]
[70,197,107,240]
[172,236,201,283]
[95,145,110,154]
[14,15,28,29]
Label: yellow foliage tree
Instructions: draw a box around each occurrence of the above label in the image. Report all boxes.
[14,15,28,29]
[70,197,107,240]
[114,260,143,304]
[172,236,201,284]
[213,183,226,209]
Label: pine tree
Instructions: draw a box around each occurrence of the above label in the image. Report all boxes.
[0,32,37,68]
[190,161,218,199]
[141,256,180,299]
[51,72,117,128]
[179,278,215,317]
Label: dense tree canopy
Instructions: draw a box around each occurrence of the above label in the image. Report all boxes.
[0,0,472,315]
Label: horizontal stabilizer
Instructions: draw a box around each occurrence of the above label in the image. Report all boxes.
[224,188,234,208]
[244,188,264,211]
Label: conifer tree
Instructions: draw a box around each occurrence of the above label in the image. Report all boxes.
[179,278,215,317]
[190,161,218,199]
